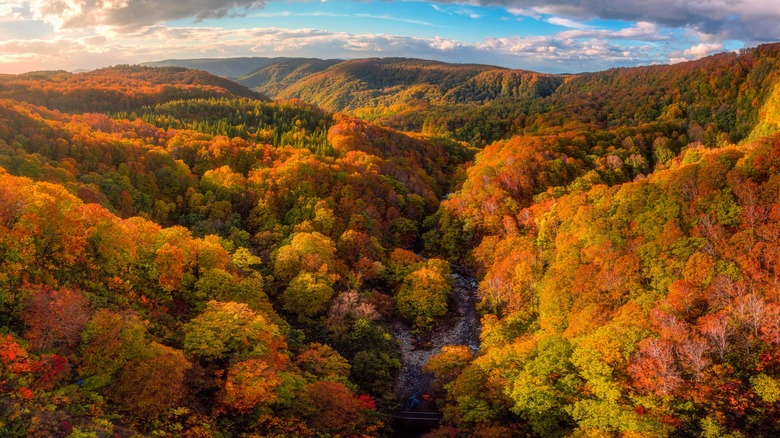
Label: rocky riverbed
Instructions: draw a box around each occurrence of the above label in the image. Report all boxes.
[390,272,481,402]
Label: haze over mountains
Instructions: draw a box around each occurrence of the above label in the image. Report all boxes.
[143,57,300,81]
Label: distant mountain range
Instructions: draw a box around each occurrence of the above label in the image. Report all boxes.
[143,57,564,111]
[142,57,293,80]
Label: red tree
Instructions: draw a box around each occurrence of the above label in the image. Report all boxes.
[23,286,90,353]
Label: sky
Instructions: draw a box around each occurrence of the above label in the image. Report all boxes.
[0,0,777,74]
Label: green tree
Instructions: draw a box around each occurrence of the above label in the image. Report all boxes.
[78,310,148,390]
[280,272,335,318]
[507,335,578,437]
[182,301,285,362]
[395,259,453,332]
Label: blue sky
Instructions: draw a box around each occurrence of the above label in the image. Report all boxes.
[0,0,773,74]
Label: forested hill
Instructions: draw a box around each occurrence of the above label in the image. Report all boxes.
[0,64,473,436]
[419,42,780,436]
[362,43,780,147]
[236,58,344,97]
[265,58,564,111]
[0,65,264,113]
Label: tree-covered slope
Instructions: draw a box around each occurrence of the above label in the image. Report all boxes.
[418,43,780,437]
[426,134,780,437]
[236,58,343,96]
[0,65,264,113]
[367,43,780,147]
[0,68,474,436]
[271,57,563,111]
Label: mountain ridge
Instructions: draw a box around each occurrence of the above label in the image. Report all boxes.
[142,57,296,79]
[141,43,780,147]
[143,56,565,110]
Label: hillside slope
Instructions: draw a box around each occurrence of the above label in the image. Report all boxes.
[271,57,564,111]
[419,42,780,437]
[236,58,343,96]
[426,134,780,436]
[363,43,780,146]
[0,68,477,436]
[0,65,264,113]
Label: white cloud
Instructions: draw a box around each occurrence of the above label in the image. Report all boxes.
[0,38,84,58]
[615,21,659,38]
[477,32,657,68]
[0,37,130,72]
[26,0,268,32]
[0,1,29,21]
[556,21,667,41]
[669,42,724,63]
[430,36,465,51]
[547,16,592,29]
[506,7,540,19]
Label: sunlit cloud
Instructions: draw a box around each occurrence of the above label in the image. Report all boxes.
[505,7,540,19]
[547,17,592,30]
[556,21,668,41]
[0,0,774,74]
[26,0,269,32]
[477,34,654,65]
[669,42,725,64]
[0,1,29,21]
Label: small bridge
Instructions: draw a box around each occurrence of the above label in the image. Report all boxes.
[391,410,443,436]
[391,410,443,423]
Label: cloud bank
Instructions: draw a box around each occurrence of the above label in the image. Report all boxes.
[0,1,776,74]
[0,24,679,74]
[14,0,780,44]
[457,0,780,43]
[26,0,267,31]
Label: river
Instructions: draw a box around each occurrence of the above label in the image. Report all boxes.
[390,271,481,403]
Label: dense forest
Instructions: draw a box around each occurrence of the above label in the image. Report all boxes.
[2,43,780,436]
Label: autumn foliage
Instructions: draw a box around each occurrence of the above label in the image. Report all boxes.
[4,43,780,436]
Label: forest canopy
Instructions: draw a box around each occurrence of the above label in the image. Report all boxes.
[2,43,780,436]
